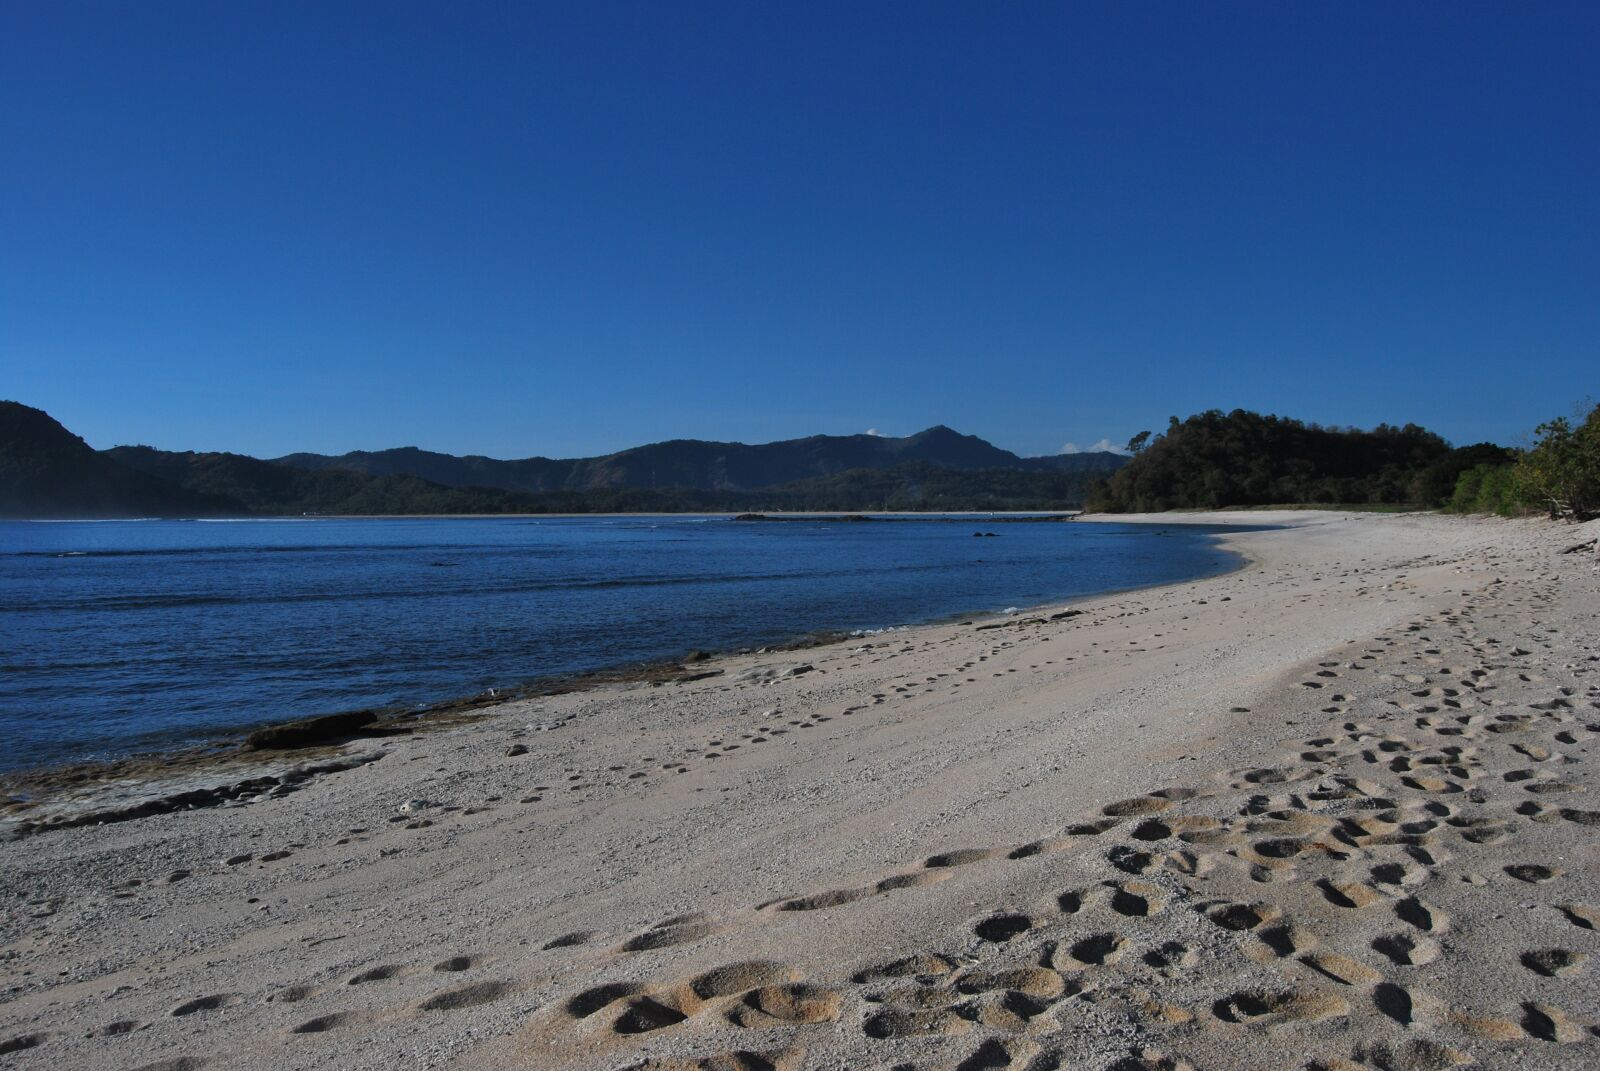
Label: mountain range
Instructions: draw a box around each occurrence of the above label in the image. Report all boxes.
[272,425,1117,493]
[0,401,1126,518]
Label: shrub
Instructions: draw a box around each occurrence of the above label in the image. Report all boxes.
[1514,403,1600,521]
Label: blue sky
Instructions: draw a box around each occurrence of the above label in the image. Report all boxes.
[2,3,1595,460]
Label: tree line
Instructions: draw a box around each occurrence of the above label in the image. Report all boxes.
[1444,402,1600,520]
[1087,402,1599,521]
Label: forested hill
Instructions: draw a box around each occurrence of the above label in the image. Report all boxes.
[0,402,236,519]
[273,424,1125,493]
[1088,410,1511,512]
[104,450,1112,516]
[0,402,1123,517]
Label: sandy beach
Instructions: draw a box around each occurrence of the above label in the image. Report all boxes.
[2,510,1597,1071]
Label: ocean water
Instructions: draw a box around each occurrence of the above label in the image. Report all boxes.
[0,516,1244,770]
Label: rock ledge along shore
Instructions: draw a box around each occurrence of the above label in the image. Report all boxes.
[2,511,1597,1071]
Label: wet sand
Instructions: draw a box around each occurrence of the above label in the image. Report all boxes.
[2,510,1596,1071]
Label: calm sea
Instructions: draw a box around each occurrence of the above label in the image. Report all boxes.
[0,516,1242,770]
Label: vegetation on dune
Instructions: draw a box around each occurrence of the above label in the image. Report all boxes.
[1085,410,1470,512]
[1446,462,1524,517]
[1087,402,1599,522]
[1497,403,1600,520]
[1437,403,1598,520]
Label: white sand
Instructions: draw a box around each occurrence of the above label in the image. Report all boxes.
[2,511,1597,1071]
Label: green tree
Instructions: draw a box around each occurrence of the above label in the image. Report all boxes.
[1090,409,1460,512]
[1514,403,1600,520]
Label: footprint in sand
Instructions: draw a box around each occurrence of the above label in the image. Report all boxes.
[1199,899,1279,932]
[433,954,479,972]
[541,930,595,950]
[1350,1039,1470,1070]
[0,1033,50,1055]
[1130,818,1174,841]
[565,982,647,1018]
[690,961,801,999]
[1212,989,1349,1027]
[418,979,515,1011]
[955,967,1069,1001]
[1252,921,1317,959]
[1058,932,1126,969]
[1144,940,1198,972]
[1385,888,1443,925]
[972,913,1033,943]
[1108,880,1166,917]
[728,983,842,1027]
[925,847,1007,868]
[267,983,319,1003]
[1102,795,1174,817]
[1519,948,1586,977]
[610,995,689,1034]
[852,953,959,985]
[1301,951,1383,987]
[1372,931,1441,966]
[772,887,872,912]
[1317,879,1384,909]
[88,1020,143,1037]
[1106,845,1158,874]
[291,1011,361,1034]
[1558,904,1598,930]
[1370,982,1447,1029]
[620,914,723,952]
[1504,863,1562,883]
[170,994,238,1016]
[1520,1001,1589,1042]
[863,1006,971,1039]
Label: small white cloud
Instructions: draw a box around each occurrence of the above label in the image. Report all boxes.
[865,427,882,437]
[1062,438,1128,455]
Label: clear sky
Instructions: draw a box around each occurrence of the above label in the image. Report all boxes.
[2,3,1595,460]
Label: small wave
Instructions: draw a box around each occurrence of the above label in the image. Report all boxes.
[13,542,564,559]
[1,558,972,613]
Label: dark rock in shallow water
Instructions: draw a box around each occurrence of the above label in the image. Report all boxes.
[245,710,377,750]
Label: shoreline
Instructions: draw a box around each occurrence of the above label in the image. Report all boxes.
[5,510,1596,1071]
[8,503,1437,522]
[7,509,1086,522]
[0,516,1253,808]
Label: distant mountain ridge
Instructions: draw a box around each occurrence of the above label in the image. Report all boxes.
[272,424,1124,493]
[0,401,1126,518]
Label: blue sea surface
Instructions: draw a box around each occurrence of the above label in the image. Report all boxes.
[0,516,1244,770]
